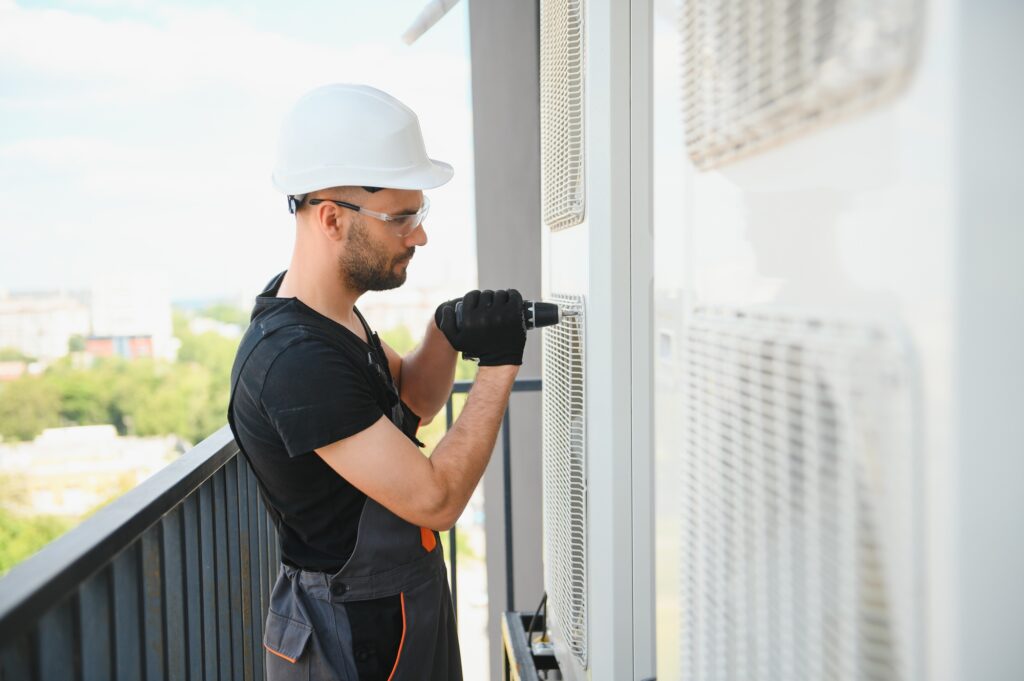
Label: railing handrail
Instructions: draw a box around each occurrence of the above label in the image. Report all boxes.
[451,377,542,394]
[0,425,237,644]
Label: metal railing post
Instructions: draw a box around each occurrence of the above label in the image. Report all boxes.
[502,406,514,612]
[445,396,457,617]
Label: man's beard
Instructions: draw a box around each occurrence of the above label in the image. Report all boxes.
[338,217,413,292]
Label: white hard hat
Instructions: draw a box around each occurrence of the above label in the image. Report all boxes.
[272,83,453,206]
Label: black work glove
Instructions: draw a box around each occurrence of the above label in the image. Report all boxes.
[435,289,527,366]
[434,296,462,329]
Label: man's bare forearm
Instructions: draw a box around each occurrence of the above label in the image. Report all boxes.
[427,364,518,528]
[401,321,458,420]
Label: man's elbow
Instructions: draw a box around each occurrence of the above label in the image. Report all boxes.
[419,481,461,532]
[425,501,461,533]
[416,399,446,427]
[401,393,439,428]
[424,515,457,533]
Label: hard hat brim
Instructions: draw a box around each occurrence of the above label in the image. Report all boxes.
[272,158,454,196]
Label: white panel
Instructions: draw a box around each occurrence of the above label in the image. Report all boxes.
[541,293,588,668]
[680,0,922,169]
[540,0,586,230]
[678,306,918,681]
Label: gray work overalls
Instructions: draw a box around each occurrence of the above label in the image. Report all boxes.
[228,296,462,681]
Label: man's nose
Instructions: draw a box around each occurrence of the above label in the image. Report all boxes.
[406,222,428,247]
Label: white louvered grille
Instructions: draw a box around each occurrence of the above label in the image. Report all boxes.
[680,0,921,169]
[541,294,587,667]
[540,0,585,230]
[679,307,917,681]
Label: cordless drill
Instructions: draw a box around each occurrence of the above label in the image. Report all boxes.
[454,299,579,331]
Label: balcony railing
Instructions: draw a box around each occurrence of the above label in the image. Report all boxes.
[0,377,541,680]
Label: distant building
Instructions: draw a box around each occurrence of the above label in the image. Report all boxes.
[0,272,179,365]
[90,273,176,361]
[0,361,27,382]
[0,425,183,517]
[85,335,155,360]
[0,292,90,361]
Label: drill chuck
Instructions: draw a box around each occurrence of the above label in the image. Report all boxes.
[523,301,575,329]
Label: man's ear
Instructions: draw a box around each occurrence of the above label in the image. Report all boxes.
[317,203,347,242]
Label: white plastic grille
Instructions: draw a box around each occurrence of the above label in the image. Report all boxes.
[541,293,588,667]
[680,0,922,169]
[678,307,918,681]
[540,0,585,230]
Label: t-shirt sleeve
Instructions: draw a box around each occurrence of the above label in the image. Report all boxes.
[261,339,385,457]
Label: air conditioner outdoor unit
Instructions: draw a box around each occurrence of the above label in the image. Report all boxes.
[539,0,655,679]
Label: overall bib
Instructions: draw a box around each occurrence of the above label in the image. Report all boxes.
[228,299,462,681]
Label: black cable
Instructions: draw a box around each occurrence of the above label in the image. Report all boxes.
[526,592,547,647]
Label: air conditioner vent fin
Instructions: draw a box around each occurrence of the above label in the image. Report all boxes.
[680,0,922,169]
[540,0,586,230]
[542,293,587,668]
[678,307,918,681]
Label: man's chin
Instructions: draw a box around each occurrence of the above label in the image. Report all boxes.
[370,274,406,292]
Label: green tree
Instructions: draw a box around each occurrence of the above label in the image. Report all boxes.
[47,358,117,426]
[177,330,238,382]
[174,316,241,442]
[0,376,61,441]
[379,324,415,353]
[130,362,218,445]
[172,308,191,338]
[0,347,33,362]
[199,303,249,327]
[0,508,72,575]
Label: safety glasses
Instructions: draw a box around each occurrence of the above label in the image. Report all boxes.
[305,195,430,238]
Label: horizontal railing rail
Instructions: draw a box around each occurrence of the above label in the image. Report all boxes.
[0,377,541,680]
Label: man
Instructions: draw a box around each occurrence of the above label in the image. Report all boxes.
[227,83,527,681]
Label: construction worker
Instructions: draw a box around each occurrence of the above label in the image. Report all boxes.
[227,83,527,681]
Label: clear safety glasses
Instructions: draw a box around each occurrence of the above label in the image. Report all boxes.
[306,195,430,237]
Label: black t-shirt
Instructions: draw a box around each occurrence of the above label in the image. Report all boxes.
[228,272,420,572]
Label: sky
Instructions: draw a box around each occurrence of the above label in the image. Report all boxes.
[0,0,478,303]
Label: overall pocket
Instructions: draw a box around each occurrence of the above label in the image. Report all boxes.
[264,609,313,680]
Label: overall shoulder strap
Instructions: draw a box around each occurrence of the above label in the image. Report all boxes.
[352,305,400,391]
[352,306,424,446]
[353,306,386,362]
